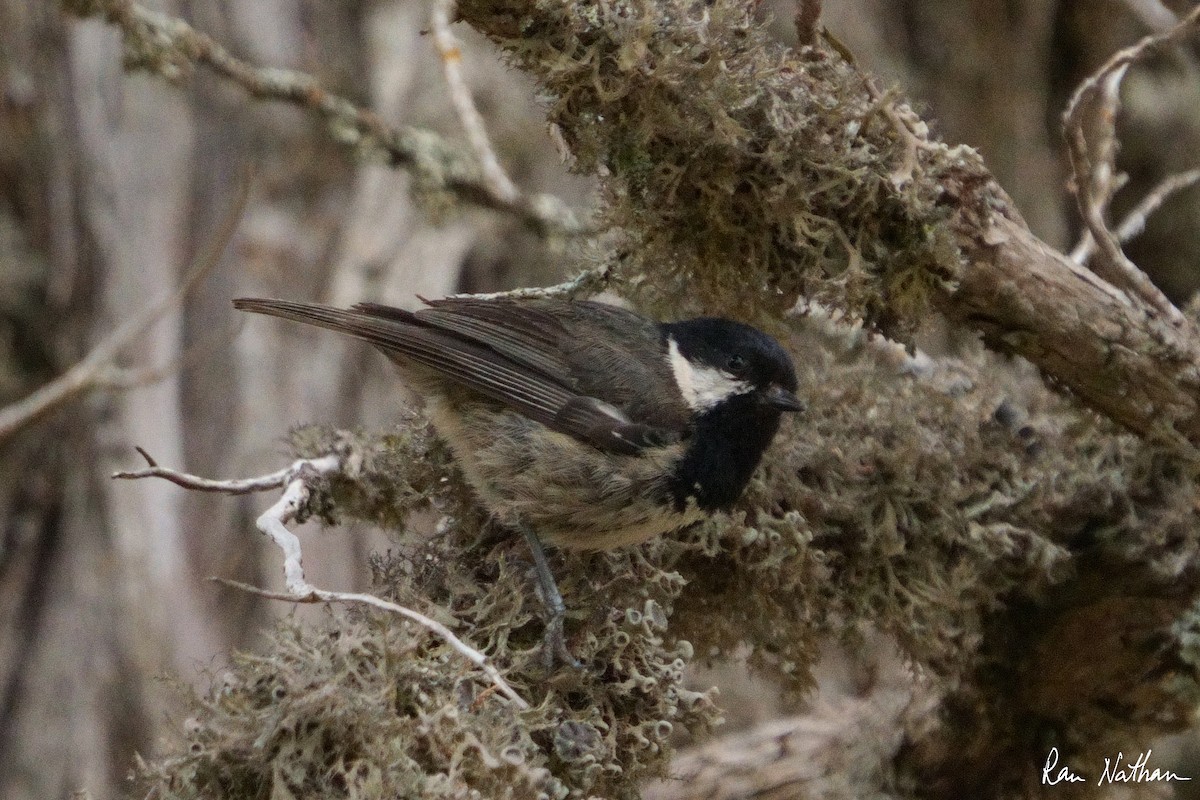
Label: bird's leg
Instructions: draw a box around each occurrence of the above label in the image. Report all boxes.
[517,523,582,668]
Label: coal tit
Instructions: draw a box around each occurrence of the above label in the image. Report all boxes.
[234,296,803,661]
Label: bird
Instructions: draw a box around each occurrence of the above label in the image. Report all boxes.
[233,295,804,664]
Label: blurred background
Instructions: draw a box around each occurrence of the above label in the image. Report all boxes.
[1,1,1199,797]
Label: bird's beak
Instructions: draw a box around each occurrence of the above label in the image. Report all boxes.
[763,385,806,413]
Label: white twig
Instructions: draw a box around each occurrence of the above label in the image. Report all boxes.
[115,449,530,710]
[1062,5,1200,324]
[430,0,520,205]
[1072,169,1200,264]
[450,264,612,301]
[112,447,327,494]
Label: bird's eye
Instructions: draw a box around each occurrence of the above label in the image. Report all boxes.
[726,354,747,373]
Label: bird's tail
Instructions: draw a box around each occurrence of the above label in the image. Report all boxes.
[232,298,418,348]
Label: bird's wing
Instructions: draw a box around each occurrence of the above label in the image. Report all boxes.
[408,297,572,380]
[234,298,683,454]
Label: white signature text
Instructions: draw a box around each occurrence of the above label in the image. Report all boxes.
[1042,747,1191,786]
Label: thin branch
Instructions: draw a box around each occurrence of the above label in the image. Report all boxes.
[1072,168,1200,264]
[1114,168,1200,242]
[115,449,530,710]
[0,177,248,442]
[63,0,587,238]
[112,446,314,494]
[449,263,612,301]
[430,0,520,205]
[1062,5,1200,324]
[216,578,530,711]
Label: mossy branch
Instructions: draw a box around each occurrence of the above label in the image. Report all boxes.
[455,0,1200,446]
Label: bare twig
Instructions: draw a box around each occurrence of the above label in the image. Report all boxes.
[1072,168,1200,264]
[112,446,313,493]
[430,0,519,205]
[1062,5,1200,324]
[1115,168,1200,242]
[450,264,612,301]
[0,178,248,442]
[63,0,587,238]
[115,449,531,709]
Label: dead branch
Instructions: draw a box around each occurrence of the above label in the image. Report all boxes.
[1072,168,1200,264]
[1061,5,1200,325]
[115,448,531,710]
[431,0,520,205]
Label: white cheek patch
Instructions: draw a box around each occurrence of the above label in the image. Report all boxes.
[667,337,753,412]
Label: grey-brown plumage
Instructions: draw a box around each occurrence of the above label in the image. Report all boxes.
[232,296,801,550]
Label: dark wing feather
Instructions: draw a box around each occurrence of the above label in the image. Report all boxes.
[235,298,573,424]
[411,298,575,386]
[233,297,683,455]
[554,397,682,451]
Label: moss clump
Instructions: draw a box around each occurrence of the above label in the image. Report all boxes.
[458,0,975,333]
[138,615,559,799]
[138,323,1200,799]
[137,424,722,800]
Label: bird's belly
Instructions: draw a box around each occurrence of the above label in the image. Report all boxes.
[425,396,700,550]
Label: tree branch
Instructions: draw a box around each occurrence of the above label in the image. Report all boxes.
[62,0,589,238]
[1061,5,1200,324]
[431,0,521,206]
[115,448,531,710]
[451,0,1200,445]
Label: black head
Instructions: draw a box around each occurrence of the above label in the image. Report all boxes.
[660,317,802,513]
[661,318,802,414]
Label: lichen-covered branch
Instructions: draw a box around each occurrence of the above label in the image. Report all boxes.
[116,447,531,709]
[454,0,1200,446]
[424,0,1200,796]
[61,0,589,238]
[131,425,724,798]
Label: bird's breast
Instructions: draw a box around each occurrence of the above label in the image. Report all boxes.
[423,393,698,550]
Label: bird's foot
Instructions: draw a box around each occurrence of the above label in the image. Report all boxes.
[517,523,584,670]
